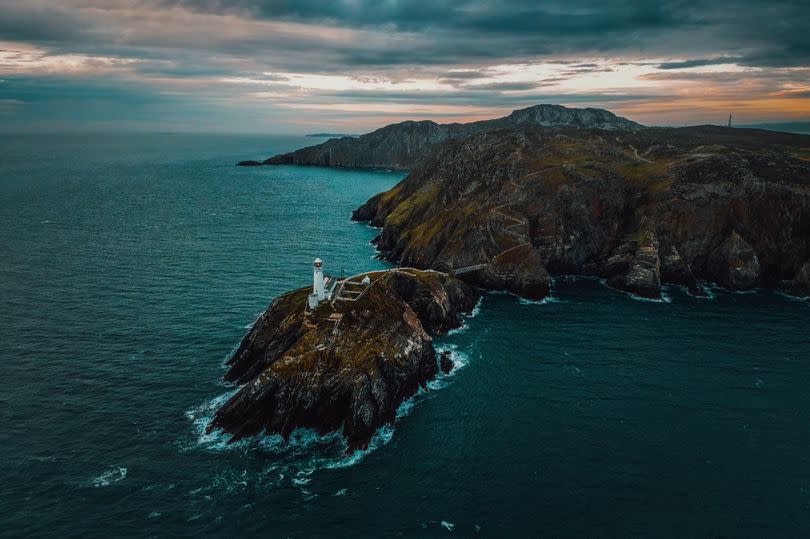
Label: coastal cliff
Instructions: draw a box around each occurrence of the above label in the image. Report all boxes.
[207,269,478,449]
[353,126,810,300]
[260,104,642,170]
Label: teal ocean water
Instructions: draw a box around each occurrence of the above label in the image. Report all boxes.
[1,134,809,537]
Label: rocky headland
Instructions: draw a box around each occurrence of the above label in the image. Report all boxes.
[213,105,809,450]
[207,268,478,449]
[352,125,810,300]
[257,104,642,170]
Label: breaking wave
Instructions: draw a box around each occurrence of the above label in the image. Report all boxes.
[447,296,483,335]
[185,342,476,488]
[89,466,128,487]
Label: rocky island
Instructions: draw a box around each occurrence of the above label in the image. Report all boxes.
[207,267,478,449]
[352,124,810,300]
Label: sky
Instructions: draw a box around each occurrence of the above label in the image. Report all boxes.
[1,0,809,133]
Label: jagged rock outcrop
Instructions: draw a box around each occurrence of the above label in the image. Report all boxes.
[207,269,478,449]
[782,262,810,298]
[660,244,700,295]
[261,104,642,170]
[707,231,761,290]
[353,125,810,300]
[439,351,454,374]
[607,234,662,299]
[236,160,262,166]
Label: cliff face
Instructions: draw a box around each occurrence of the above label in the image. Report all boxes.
[262,104,643,170]
[207,269,478,449]
[353,126,810,300]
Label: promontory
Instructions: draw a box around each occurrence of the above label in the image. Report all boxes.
[352,123,810,300]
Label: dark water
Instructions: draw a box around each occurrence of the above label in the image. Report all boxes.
[1,134,809,538]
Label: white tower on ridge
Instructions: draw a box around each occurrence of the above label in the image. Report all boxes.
[313,258,325,301]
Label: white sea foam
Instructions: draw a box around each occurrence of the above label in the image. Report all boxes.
[184,389,241,452]
[486,286,562,306]
[186,389,407,488]
[432,343,474,385]
[292,474,311,486]
[600,280,673,304]
[682,282,715,300]
[775,290,810,304]
[334,488,348,496]
[626,289,672,304]
[440,521,455,531]
[91,466,127,487]
[518,295,560,306]
[188,326,478,487]
[243,311,263,329]
[447,296,483,335]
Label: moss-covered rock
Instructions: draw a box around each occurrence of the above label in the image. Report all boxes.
[207,269,478,449]
[353,126,810,300]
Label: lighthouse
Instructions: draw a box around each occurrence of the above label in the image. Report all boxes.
[307,257,337,310]
[313,258,325,301]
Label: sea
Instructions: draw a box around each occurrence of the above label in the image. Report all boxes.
[1,133,809,537]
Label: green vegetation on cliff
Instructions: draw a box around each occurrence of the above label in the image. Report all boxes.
[354,125,810,300]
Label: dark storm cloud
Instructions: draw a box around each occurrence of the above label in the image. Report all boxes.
[462,81,550,91]
[309,89,664,108]
[658,57,743,69]
[158,0,810,69]
[0,4,90,43]
[170,0,692,34]
[442,70,493,80]
[2,0,809,72]
[0,0,808,130]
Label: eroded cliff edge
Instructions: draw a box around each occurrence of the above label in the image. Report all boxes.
[353,126,810,300]
[207,269,478,449]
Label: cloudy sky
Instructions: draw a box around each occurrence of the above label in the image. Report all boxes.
[1,0,809,133]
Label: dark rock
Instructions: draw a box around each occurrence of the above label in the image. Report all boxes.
[207,269,478,450]
[660,244,701,295]
[352,124,810,300]
[439,351,454,374]
[782,261,810,297]
[607,234,661,299]
[265,104,643,170]
[236,160,262,166]
[479,245,550,300]
[706,230,761,290]
[798,262,810,291]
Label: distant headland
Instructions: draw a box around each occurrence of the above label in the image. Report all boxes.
[306,133,358,138]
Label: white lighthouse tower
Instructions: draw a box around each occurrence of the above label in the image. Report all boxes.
[313,258,325,301]
[308,257,336,310]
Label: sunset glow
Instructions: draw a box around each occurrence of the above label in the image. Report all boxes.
[1,1,808,132]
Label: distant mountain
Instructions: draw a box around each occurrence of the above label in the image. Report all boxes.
[306,133,358,138]
[738,122,810,135]
[261,104,643,170]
